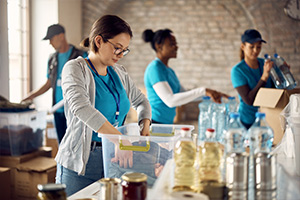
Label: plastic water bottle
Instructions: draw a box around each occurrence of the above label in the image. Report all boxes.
[248,112,274,155]
[273,53,297,90]
[225,113,247,154]
[226,97,238,115]
[211,99,226,143]
[198,96,212,141]
[264,54,285,89]
[225,96,238,127]
[173,127,197,192]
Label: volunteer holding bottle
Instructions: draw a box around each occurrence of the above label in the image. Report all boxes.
[231,29,274,129]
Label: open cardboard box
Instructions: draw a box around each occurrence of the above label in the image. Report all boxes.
[253,87,300,145]
[13,156,56,200]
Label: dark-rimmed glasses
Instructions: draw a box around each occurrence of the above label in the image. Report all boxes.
[100,34,130,56]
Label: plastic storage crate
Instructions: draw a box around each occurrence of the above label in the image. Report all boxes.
[0,110,47,156]
[99,123,194,187]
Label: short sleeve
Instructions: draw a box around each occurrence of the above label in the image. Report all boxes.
[231,64,247,88]
[147,60,167,85]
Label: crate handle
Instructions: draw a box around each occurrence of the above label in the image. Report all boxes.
[150,132,174,137]
[119,140,150,152]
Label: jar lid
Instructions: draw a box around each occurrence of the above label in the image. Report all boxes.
[37,183,66,192]
[121,172,147,182]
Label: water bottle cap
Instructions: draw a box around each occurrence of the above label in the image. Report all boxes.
[202,96,211,100]
[264,54,269,59]
[228,96,235,100]
[230,112,240,118]
[274,53,278,58]
[255,112,265,118]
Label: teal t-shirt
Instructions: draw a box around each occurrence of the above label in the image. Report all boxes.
[53,47,73,113]
[89,66,130,142]
[231,58,273,125]
[144,58,181,124]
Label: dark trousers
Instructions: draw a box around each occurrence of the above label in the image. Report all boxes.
[54,112,67,144]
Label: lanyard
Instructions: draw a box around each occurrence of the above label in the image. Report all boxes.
[85,57,120,121]
[245,60,262,83]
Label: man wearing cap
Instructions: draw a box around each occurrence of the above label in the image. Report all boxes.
[23,24,88,143]
[230,29,274,129]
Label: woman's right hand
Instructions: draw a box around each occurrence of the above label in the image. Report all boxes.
[205,88,229,103]
[111,140,133,168]
[98,121,133,168]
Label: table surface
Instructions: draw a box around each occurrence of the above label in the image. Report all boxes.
[68,154,300,200]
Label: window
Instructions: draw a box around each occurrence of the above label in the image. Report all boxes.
[7,0,30,103]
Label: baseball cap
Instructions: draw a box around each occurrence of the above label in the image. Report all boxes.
[241,29,266,44]
[43,24,65,40]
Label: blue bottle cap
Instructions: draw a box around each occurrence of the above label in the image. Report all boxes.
[255,112,265,118]
[202,96,211,100]
[274,53,278,58]
[264,54,269,59]
[230,112,240,119]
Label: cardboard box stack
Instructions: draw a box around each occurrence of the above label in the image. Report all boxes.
[253,87,300,145]
[0,146,55,200]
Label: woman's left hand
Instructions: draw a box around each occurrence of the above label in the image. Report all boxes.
[139,119,151,136]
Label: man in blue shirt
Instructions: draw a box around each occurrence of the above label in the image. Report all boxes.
[23,24,87,143]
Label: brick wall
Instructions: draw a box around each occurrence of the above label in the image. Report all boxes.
[82,0,300,123]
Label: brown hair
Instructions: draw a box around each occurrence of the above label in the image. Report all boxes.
[80,15,132,53]
[239,47,244,61]
[239,43,245,60]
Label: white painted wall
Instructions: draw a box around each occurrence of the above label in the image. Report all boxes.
[0,0,9,99]
[30,0,82,111]
[31,0,58,111]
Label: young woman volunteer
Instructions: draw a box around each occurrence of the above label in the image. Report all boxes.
[143,28,228,124]
[231,29,274,129]
[55,15,151,196]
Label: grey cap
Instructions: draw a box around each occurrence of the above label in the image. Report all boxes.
[43,24,65,40]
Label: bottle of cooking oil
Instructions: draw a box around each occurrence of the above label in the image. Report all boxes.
[173,127,197,192]
[198,128,223,190]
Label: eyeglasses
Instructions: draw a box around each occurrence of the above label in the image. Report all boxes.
[100,34,130,56]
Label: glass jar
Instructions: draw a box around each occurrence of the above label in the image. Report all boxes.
[37,183,66,200]
[121,172,147,200]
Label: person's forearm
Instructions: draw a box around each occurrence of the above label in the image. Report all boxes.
[23,80,51,101]
[153,81,205,107]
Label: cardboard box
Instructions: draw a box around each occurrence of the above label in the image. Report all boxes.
[253,87,300,145]
[13,156,56,200]
[0,146,52,167]
[0,167,11,200]
[45,122,58,158]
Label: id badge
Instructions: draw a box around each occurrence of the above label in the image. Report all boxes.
[57,79,61,86]
[112,121,119,128]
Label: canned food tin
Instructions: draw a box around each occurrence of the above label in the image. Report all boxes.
[226,152,249,190]
[37,183,66,200]
[99,178,121,200]
[121,172,147,200]
[254,152,277,190]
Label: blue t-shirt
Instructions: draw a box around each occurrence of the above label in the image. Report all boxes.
[231,58,273,125]
[144,58,181,124]
[89,66,130,142]
[47,48,88,113]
